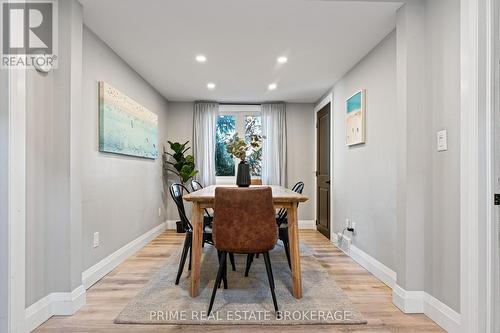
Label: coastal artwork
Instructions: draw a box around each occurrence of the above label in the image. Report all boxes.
[345,90,365,146]
[99,81,158,159]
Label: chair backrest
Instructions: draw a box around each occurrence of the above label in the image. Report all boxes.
[277,181,305,225]
[251,178,263,185]
[191,179,203,192]
[190,180,213,218]
[169,183,192,231]
[213,187,277,253]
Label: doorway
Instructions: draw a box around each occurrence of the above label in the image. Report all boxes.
[316,102,331,239]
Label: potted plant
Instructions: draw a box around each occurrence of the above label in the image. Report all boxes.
[226,133,263,187]
[163,141,198,183]
[163,141,198,232]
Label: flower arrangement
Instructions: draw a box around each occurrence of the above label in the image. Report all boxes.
[226,133,263,162]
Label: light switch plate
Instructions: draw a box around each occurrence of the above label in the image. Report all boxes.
[93,232,99,248]
[437,130,448,152]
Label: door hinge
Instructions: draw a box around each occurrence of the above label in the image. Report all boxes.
[495,194,500,205]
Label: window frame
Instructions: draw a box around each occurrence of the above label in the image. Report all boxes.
[216,104,262,184]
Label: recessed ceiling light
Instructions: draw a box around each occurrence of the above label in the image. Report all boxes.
[196,55,207,63]
[207,82,216,90]
[268,83,277,90]
[277,56,288,64]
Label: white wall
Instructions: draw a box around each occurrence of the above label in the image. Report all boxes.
[165,102,315,222]
[315,0,461,314]
[328,31,398,271]
[424,0,461,312]
[81,26,169,271]
[25,0,84,306]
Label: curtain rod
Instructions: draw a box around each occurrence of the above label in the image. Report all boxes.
[219,102,262,106]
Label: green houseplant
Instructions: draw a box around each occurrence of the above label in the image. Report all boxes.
[163,140,198,183]
[163,141,198,233]
[226,133,262,187]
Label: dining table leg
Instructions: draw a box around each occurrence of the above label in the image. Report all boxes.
[190,202,203,297]
[288,202,302,299]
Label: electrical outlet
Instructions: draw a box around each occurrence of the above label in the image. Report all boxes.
[158,207,161,217]
[93,232,99,248]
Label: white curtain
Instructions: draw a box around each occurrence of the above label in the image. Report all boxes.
[193,102,218,186]
[261,103,287,186]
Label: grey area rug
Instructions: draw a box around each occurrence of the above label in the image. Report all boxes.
[115,242,367,325]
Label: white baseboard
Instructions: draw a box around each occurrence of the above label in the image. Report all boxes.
[331,232,459,332]
[298,220,316,229]
[25,285,86,332]
[392,284,425,313]
[392,284,461,332]
[166,220,316,230]
[331,232,396,288]
[350,244,397,289]
[82,222,166,289]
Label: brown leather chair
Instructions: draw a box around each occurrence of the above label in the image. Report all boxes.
[208,187,279,315]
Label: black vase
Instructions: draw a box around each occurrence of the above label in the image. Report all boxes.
[236,161,251,187]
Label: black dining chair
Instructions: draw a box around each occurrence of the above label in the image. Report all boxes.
[245,181,305,276]
[190,179,214,229]
[170,183,235,285]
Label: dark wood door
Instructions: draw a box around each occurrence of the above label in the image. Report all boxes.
[316,104,331,239]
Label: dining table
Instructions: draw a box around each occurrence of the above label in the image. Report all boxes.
[183,185,308,299]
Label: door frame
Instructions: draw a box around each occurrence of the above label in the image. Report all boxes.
[460,0,494,331]
[314,93,333,240]
[2,65,27,333]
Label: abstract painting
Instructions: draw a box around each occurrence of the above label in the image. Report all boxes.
[345,90,365,146]
[99,81,158,159]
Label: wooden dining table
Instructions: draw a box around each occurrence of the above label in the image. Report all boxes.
[183,185,308,299]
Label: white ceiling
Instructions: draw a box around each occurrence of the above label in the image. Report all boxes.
[79,0,401,103]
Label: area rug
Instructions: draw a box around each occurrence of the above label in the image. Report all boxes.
[115,242,367,325]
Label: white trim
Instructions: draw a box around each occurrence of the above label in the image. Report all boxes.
[392,284,424,313]
[349,244,397,289]
[166,220,316,230]
[460,0,490,331]
[314,93,333,114]
[7,67,27,333]
[331,231,461,332]
[424,293,462,333]
[297,220,316,229]
[331,232,396,288]
[313,92,334,239]
[392,285,461,333]
[81,222,166,289]
[25,285,86,333]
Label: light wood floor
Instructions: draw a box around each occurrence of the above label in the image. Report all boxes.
[35,230,444,332]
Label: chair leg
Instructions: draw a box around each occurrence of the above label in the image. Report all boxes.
[208,251,227,316]
[229,253,236,271]
[188,245,192,271]
[175,234,191,285]
[217,251,228,289]
[245,253,254,277]
[283,239,291,270]
[263,252,279,313]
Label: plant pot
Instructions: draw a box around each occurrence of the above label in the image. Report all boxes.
[176,221,186,233]
[236,161,251,187]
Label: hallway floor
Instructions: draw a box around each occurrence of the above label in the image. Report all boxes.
[34,230,444,332]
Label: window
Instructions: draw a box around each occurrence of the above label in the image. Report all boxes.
[215,106,262,180]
